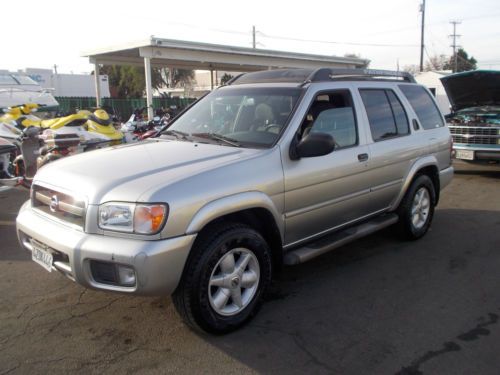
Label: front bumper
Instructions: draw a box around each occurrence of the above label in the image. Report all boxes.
[16,201,195,296]
[453,144,500,162]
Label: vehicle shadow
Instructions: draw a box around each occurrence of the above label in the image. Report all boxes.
[1,208,499,374]
[0,188,30,262]
[453,161,500,178]
[200,208,500,374]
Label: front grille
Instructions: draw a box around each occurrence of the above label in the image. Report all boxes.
[449,126,500,145]
[31,184,86,228]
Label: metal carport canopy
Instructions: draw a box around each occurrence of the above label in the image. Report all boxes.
[83,36,368,117]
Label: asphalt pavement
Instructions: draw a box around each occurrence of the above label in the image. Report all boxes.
[1,161,499,375]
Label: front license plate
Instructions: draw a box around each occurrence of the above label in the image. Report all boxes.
[31,241,53,272]
[455,149,474,160]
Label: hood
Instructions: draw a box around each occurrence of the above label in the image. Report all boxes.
[33,139,259,204]
[440,70,500,112]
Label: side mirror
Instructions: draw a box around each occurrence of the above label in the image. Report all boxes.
[291,132,335,159]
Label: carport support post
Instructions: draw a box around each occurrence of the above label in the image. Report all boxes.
[94,61,101,107]
[144,56,154,119]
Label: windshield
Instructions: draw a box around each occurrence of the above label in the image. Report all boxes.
[163,86,302,148]
[12,74,38,85]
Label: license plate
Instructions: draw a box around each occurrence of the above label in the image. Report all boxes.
[455,149,474,160]
[31,241,53,272]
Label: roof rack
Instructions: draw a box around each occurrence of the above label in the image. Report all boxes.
[227,68,416,86]
[306,68,416,83]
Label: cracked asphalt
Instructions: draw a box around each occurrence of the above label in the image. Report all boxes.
[1,161,499,375]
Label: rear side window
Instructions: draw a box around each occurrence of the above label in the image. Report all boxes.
[399,85,444,129]
[359,89,409,141]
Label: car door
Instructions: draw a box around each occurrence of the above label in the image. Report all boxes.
[281,88,375,247]
[355,85,421,211]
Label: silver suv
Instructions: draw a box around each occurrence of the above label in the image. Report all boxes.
[16,69,453,333]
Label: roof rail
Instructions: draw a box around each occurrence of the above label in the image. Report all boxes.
[226,68,416,86]
[306,68,416,83]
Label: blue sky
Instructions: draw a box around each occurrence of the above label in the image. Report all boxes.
[2,0,499,73]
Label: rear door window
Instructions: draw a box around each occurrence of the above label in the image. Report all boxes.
[359,89,409,141]
[399,85,444,129]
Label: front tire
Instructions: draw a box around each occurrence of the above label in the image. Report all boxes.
[172,223,272,334]
[397,174,436,240]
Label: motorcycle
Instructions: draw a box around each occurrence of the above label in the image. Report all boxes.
[0,126,75,188]
[120,107,150,141]
[0,137,22,190]
[138,111,171,140]
[0,106,121,188]
[120,108,171,141]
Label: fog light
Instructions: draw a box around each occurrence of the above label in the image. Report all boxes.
[117,265,136,286]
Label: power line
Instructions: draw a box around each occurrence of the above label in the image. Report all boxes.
[369,11,500,37]
[257,32,419,48]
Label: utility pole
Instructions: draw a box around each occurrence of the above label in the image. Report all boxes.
[419,0,425,72]
[449,20,461,73]
[252,25,256,49]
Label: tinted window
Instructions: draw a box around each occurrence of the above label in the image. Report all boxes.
[302,90,357,148]
[386,90,409,135]
[399,85,444,129]
[360,90,395,141]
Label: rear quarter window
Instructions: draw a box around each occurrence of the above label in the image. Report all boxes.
[399,85,444,130]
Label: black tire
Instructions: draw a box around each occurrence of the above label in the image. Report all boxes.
[396,174,436,240]
[172,223,272,334]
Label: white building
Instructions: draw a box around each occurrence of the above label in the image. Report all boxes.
[414,71,452,115]
[20,68,110,98]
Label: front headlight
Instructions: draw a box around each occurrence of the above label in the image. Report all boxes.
[98,202,167,234]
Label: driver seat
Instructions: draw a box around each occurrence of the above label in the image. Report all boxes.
[251,103,275,131]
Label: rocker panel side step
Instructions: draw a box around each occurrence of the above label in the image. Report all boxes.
[284,214,399,265]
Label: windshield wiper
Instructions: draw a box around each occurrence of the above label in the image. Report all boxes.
[162,129,190,141]
[192,132,241,147]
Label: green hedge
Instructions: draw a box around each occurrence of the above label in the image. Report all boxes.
[55,97,196,120]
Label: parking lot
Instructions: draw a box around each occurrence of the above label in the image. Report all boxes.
[1,161,499,375]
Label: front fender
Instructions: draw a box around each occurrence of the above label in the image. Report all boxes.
[185,191,284,240]
[388,155,438,211]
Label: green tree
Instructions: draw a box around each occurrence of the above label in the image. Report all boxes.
[163,68,195,88]
[344,53,370,68]
[97,65,165,98]
[444,48,477,73]
[220,73,234,85]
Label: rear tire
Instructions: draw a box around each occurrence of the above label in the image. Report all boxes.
[397,174,436,240]
[172,223,272,334]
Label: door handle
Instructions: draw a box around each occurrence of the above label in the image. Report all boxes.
[358,153,369,162]
[412,119,420,130]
